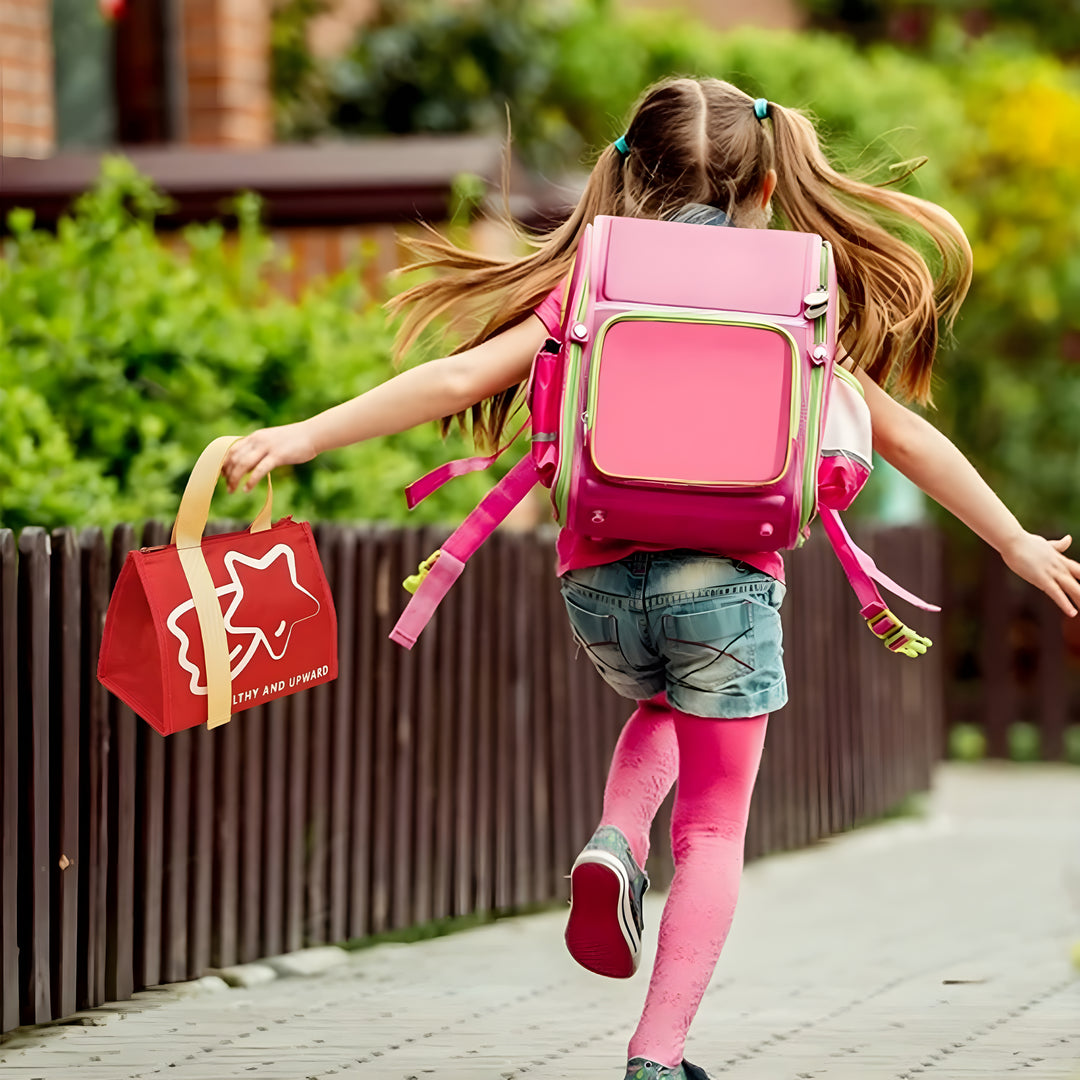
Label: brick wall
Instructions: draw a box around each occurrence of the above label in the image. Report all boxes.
[309,0,374,59]
[307,0,803,61]
[0,0,55,157]
[181,0,272,147]
[620,0,803,30]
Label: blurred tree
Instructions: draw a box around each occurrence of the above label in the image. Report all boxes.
[272,0,333,138]
[325,0,583,172]
[930,40,1080,532]
[0,159,500,531]
[799,0,1080,56]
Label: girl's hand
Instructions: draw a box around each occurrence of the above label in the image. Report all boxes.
[1001,532,1080,617]
[223,423,318,494]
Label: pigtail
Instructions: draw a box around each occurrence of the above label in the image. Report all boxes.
[388,140,627,450]
[768,103,972,402]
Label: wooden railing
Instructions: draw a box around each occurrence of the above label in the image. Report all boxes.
[942,534,1080,761]
[0,521,943,1033]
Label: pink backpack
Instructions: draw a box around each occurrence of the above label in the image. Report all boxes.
[391,215,936,656]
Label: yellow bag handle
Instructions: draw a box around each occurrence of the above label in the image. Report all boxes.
[171,436,273,729]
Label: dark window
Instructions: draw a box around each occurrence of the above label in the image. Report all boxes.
[53,0,178,149]
[52,0,116,148]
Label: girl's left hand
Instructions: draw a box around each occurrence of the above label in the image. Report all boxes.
[1001,532,1080,617]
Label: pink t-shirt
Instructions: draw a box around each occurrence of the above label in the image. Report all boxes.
[532,286,784,583]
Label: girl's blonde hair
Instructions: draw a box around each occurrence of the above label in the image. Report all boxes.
[390,76,973,449]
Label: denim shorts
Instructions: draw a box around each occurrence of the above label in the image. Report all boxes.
[559,550,788,719]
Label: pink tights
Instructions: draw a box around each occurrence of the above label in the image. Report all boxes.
[598,695,768,1067]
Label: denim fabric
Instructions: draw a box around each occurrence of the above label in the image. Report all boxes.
[560,550,787,719]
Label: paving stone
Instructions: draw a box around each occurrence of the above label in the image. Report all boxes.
[263,947,350,979]
[2,765,1079,1079]
[212,963,280,989]
[149,975,231,998]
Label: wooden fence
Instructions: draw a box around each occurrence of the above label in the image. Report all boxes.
[942,534,1080,760]
[0,521,943,1034]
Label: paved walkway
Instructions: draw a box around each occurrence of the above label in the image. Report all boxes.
[2,763,1079,1080]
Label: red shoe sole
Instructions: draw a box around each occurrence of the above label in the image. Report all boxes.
[565,860,637,979]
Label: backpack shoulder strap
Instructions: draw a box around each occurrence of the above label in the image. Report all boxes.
[390,455,541,649]
[817,505,938,659]
[405,418,530,509]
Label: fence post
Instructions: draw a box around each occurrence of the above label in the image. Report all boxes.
[213,695,242,969]
[304,525,336,945]
[980,548,1015,759]
[79,526,110,1010]
[347,528,378,939]
[0,530,19,1031]
[1037,601,1067,761]
[105,525,138,1002]
[50,527,82,1019]
[18,527,53,1023]
[132,522,167,990]
[392,528,421,930]
[328,527,358,943]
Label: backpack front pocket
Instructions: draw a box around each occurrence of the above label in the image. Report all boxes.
[586,316,800,488]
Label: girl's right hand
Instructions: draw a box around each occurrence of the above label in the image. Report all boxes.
[223,422,319,494]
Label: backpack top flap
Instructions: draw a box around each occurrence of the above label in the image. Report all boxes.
[594,215,824,317]
[589,317,796,486]
[579,216,829,492]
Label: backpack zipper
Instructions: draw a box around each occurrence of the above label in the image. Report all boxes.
[797,242,834,538]
[552,270,591,521]
[584,312,801,487]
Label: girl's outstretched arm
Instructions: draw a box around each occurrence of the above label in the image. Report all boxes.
[855,369,1080,616]
[222,315,548,494]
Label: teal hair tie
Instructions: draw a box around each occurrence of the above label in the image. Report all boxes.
[614,134,630,156]
[753,98,769,121]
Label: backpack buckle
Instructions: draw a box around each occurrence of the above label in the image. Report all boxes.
[403,550,441,595]
[860,601,932,658]
[803,289,829,320]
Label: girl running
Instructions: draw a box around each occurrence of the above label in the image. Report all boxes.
[223,77,1080,1080]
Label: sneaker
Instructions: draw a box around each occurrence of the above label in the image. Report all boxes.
[565,825,648,978]
[623,1057,713,1080]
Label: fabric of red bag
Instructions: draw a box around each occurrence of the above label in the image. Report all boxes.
[99,517,337,735]
[98,435,338,735]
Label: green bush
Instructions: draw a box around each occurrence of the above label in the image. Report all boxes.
[948,722,988,761]
[1063,725,1080,766]
[0,158,501,532]
[800,1,1080,59]
[323,0,583,173]
[1007,720,1041,762]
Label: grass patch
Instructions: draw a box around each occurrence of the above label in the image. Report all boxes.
[1007,721,1041,763]
[878,791,930,821]
[1064,725,1080,766]
[948,722,988,761]
[341,901,564,953]
[847,791,930,833]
